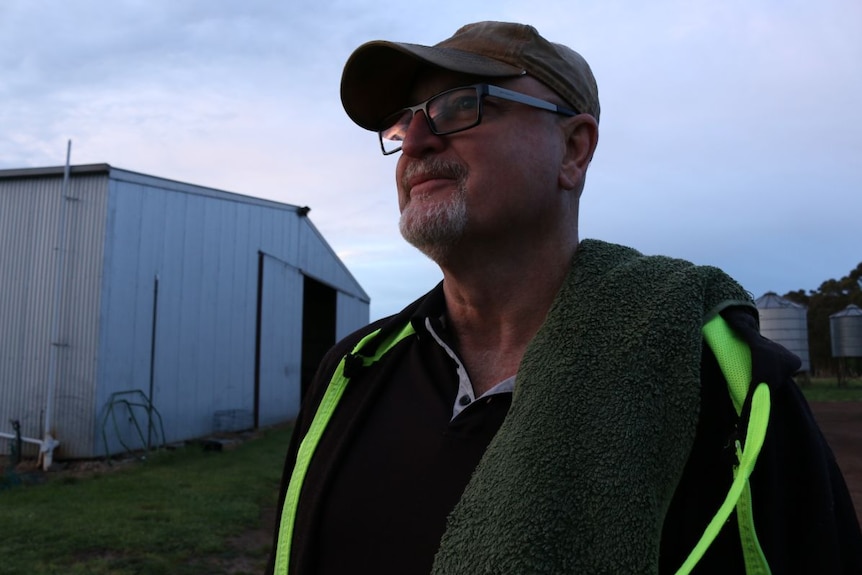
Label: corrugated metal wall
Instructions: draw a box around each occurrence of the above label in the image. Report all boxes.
[755,293,810,372]
[258,253,303,427]
[830,305,862,358]
[0,173,108,457]
[95,168,369,457]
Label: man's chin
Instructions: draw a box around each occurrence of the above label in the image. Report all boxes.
[398,191,467,262]
[400,223,462,264]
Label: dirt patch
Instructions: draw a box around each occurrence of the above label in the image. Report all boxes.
[213,505,277,573]
[0,429,267,482]
[810,401,862,522]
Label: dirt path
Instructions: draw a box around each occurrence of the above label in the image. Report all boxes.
[810,401,862,522]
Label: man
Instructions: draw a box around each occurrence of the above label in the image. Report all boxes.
[268,22,862,574]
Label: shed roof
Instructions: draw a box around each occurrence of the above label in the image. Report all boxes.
[0,163,309,214]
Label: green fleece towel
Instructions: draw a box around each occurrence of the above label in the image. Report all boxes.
[432,239,754,574]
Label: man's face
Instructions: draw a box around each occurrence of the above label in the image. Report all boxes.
[394,71,570,264]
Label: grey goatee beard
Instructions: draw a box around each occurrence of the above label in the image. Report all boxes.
[399,158,468,263]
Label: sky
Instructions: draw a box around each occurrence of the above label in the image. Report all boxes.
[2,0,860,321]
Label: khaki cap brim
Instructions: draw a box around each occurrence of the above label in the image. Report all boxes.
[341,41,524,131]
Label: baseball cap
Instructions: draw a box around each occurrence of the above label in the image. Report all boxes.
[340,21,600,132]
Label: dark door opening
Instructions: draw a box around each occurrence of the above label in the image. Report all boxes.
[301,276,336,401]
[253,251,265,428]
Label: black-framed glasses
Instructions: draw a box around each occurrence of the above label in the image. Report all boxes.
[378,83,579,155]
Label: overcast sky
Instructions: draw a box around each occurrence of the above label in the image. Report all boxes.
[2,0,860,320]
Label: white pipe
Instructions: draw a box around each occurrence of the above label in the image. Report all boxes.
[0,431,44,447]
[42,140,72,471]
[41,434,60,468]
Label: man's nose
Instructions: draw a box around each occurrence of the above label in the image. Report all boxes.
[400,111,445,157]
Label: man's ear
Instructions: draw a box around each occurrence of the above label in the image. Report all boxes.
[559,115,599,192]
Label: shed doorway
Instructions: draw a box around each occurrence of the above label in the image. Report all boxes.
[301,276,336,401]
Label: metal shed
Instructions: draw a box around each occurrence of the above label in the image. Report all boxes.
[0,164,370,463]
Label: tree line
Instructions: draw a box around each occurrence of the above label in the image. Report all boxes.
[782,261,862,378]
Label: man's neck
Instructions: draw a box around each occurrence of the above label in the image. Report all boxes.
[439,239,578,395]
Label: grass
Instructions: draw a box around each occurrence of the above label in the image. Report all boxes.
[0,425,291,575]
[799,376,862,402]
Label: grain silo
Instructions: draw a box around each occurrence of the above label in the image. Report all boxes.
[0,164,370,465]
[830,304,862,358]
[755,292,810,372]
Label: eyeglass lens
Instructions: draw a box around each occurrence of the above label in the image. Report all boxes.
[379,86,481,154]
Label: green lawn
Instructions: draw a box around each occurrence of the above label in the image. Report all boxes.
[799,377,862,402]
[0,425,291,575]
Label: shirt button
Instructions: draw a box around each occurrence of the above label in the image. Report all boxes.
[459,395,472,406]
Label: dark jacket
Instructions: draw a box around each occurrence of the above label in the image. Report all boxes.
[267,286,862,574]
